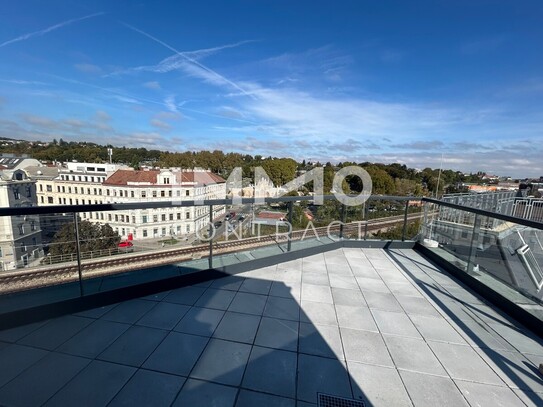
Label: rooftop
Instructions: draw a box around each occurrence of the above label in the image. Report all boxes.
[0,247,541,406]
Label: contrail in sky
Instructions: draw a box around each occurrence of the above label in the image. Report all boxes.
[0,12,104,49]
[121,21,256,100]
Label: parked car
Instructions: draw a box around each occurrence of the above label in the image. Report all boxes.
[214,221,223,227]
[118,241,134,252]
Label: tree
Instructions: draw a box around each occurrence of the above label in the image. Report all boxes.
[48,220,120,259]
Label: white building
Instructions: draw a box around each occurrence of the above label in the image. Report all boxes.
[0,169,43,270]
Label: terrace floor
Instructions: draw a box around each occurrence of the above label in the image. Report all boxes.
[0,247,542,406]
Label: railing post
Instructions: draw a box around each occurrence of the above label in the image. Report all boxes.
[287,201,293,252]
[208,205,213,269]
[73,213,84,296]
[467,214,482,275]
[339,204,346,239]
[364,203,369,240]
[402,201,409,241]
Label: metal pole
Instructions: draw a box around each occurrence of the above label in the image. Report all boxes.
[364,203,369,240]
[467,214,482,275]
[73,213,83,296]
[402,201,409,241]
[339,204,346,239]
[287,201,293,252]
[208,205,213,269]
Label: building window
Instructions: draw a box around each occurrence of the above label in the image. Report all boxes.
[47,197,53,204]
[106,189,110,196]
[143,229,148,237]
[153,215,158,222]
[141,191,146,198]
[115,215,119,222]
[177,213,181,220]
[131,191,135,198]
[31,221,36,231]
[186,212,190,219]
[162,227,166,236]
[39,184,43,192]
[69,199,73,205]
[161,190,165,197]
[161,214,166,221]
[13,188,20,199]
[46,185,52,192]
[186,225,190,233]
[152,191,157,198]
[142,215,148,223]
[74,187,78,193]
[94,188,97,195]
[19,224,25,235]
[186,190,190,196]
[40,196,44,203]
[164,177,170,184]
[108,214,112,221]
[87,188,91,195]
[153,228,158,237]
[169,214,174,221]
[62,186,65,193]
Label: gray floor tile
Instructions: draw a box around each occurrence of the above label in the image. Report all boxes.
[299,323,344,359]
[190,338,251,386]
[328,274,359,290]
[195,288,236,310]
[0,344,48,387]
[395,295,441,317]
[43,360,136,407]
[210,275,245,291]
[239,278,273,295]
[73,304,116,319]
[98,325,168,367]
[302,272,330,286]
[301,284,333,304]
[356,277,390,293]
[386,281,421,297]
[136,302,190,330]
[410,314,467,344]
[213,312,261,343]
[264,296,300,321]
[474,348,543,393]
[0,320,49,343]
[57,319,130,358]
[143,331,208,376]
[140,290,171,301]
[335,304,378,332]
[512,389,543,407]
[341,328,393,367]
[400,370,469,407]
[348,361,412,406]
[164,286,206,305]
[300,301,337,325]
[297,353,352,404]
[487,323,543,356]
[331,287,366,307]
[363,291,403,312]
[383,335,447,375]
[242,345,297,398]
[450,318,516,350]
[350,264,381,279]
[174,307,225,337]
[18,315,93,350]
[455,379,527,407]
[0,352,89,407]
[428,341,504,385]
[269,281,301,299]
[101,299,156,324]
[254,317,298,351]
[236,389,295,407]
[228,292,268,315]
[371,309,421,338]
[172,378,238,407]
[108,369,185,407]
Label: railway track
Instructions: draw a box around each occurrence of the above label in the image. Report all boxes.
[0,212,424,293]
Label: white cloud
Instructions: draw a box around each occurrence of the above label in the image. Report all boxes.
[143,81,161,90]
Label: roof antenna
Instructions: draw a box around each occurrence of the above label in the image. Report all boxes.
[434,153,444,199]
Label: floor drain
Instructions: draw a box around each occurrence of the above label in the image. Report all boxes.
[318,393,366,407]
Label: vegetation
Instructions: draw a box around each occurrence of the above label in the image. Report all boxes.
[46,220,120,262]
[1,137,499,197]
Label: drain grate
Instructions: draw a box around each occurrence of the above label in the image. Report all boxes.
[318,393,366,407]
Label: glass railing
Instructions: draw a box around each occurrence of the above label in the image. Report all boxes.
[0,195,422,306]
[419,197,543,322]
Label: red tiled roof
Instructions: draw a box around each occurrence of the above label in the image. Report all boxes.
[104,169,226,186]
[104,170,158,185]
[256,211,286,220]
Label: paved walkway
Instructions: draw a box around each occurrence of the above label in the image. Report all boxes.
[0,248,541,406]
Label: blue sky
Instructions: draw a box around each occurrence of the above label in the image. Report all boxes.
[1,0,542,177]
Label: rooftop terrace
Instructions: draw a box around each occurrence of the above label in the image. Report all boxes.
[0,246,541,406]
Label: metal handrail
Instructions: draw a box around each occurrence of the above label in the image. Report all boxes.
[422,197,543,230]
